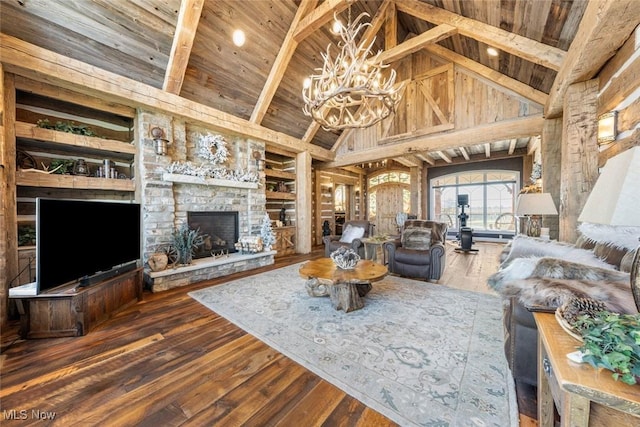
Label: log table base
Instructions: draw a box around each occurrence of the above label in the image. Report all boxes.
[300,259,387,313]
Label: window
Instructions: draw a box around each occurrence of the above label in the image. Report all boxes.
[431,170,518,232]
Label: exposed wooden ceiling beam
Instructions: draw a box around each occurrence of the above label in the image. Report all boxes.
[395,155,422,167]
[384,1,397,50]
[428,147,528,167]
[545,0,640,118]
[527,135,541,155]
[378,24,457,64]
[0,33,334,161]
[459,146,470,160]
[397,0,565,71]
[424,44,547,105]
[484,143,491,158]
[163,0,204,95]
[437,150,452,163]
[508,138,517,155]
[324,115,544,167]
[293,0,350,42]
[250,0,318,124]
[415,153,435,166]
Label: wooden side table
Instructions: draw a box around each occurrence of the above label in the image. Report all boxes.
[534,312,640,426]
[361,237,394,264]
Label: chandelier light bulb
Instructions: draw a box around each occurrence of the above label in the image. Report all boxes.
[303,78,311,89]
[332,20,342,34]
[232,29,245,47]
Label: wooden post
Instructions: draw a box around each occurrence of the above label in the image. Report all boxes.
[542,118,563,240]
[1,68,18,329]
[560,80,599,243]
[410,165,421,218]
[296,151,312,254]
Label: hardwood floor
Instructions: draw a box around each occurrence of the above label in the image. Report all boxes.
[1,241,536,426]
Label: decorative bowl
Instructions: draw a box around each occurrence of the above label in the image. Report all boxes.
[330,247,360,269]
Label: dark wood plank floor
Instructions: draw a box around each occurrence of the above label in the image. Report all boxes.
[1,242,536,426]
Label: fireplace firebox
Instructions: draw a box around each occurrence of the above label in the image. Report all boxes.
[187,211,239,258]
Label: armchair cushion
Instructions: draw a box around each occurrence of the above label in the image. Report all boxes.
[401,227,431,250]
[339,224,365,243]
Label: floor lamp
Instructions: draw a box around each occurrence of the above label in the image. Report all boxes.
[578,146,640,311]
[515,193,558,237]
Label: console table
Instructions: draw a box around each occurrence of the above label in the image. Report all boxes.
[534,312,640,426]
[9,268,143,339]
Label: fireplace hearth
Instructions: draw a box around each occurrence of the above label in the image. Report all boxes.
[188,211,239,258]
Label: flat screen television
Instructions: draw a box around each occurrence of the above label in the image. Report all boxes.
[36,198,141,294]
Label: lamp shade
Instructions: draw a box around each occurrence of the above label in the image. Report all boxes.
[578,146,640,226]
[515,193,558,216]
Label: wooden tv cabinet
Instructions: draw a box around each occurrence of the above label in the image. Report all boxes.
[10,268,143,339]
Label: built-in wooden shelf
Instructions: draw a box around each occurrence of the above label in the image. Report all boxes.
[15,121,135,156]
[264,169,295,180]
[162,173,259,189]
[16,170,135,191]
[265,190,296,200]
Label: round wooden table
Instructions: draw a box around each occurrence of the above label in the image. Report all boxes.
[299,258,388,312]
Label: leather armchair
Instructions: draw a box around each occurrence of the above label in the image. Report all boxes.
[323,220,374,258]
[384,220,448,281]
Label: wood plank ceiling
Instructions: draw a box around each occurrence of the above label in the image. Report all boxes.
[0,0,592,168]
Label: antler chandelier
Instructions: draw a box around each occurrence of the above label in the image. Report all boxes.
[302,8,404,131]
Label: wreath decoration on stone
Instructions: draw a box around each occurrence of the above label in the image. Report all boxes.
[198,133,229,165]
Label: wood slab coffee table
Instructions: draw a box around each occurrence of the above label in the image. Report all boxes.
[299,258,388,312]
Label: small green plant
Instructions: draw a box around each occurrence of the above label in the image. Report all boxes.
[573,311,640,385]
[18,225,36,246]
[49,158,75,174]
[37,119,98,137]
[168,223,204,266]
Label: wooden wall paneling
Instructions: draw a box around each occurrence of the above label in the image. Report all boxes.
[541,117,563,240]
[559,80,599,243]
[1,69,17,328]
[296,151,312,254]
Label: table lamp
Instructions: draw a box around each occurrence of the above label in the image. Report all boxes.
[515,192,558,237]
[578,146,640,310]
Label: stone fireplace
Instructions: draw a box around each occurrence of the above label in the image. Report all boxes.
[188,211,239,258]
[138,110,272,292]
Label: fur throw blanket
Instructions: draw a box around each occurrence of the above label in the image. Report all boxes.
[501,277,636,314]
[488,257,636,314]
[578,222,640,251]
[499,235,616,269]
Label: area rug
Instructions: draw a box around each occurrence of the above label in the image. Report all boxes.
[189,264,518,426]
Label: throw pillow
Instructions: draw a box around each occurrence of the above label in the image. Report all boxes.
[339,224,365,243]
[401,227,432,250]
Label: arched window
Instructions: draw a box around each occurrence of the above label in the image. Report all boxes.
[368,171,411,221]
[431,170,519,233]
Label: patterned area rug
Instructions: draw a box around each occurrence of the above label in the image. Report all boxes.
[189,263,518,426]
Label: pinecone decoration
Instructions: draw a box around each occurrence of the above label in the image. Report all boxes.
[560,297,606,325]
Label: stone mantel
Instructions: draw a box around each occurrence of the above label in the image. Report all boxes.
[162,173,259,189]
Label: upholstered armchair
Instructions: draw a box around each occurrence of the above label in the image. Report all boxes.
[383,220,448,281]
[323,220,374,258]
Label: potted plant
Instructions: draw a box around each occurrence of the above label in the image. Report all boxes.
[574,311,640,385]
[168,223,204,266]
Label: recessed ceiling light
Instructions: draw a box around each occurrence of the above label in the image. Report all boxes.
[232,29,245,47]
[487,47,499,57]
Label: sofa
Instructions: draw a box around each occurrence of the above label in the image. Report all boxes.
[383,220,448,281]
[488,227,639,387]
[323,220,374,258]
